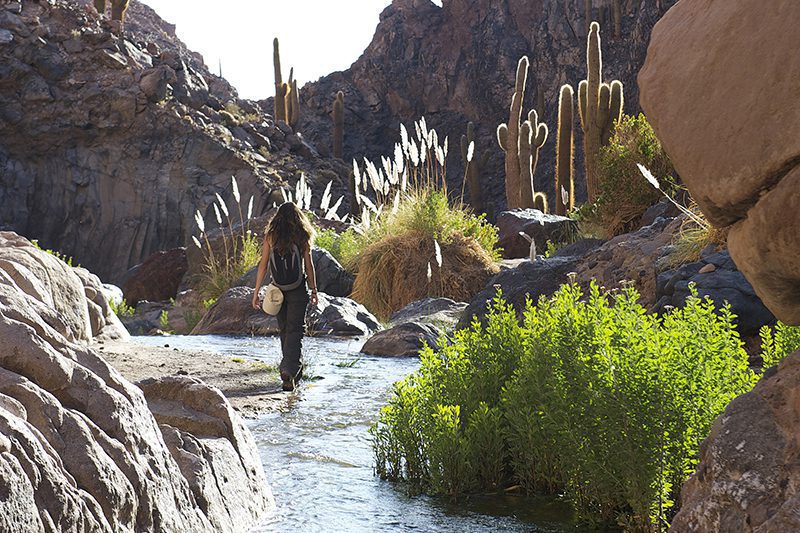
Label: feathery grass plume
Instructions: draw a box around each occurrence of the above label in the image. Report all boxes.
[326,196,343,220]
[192,236,202,249]
[247,196,254,220]
[433,239,442,268]
[321,181,333,212]
[213,203,222,224]
[231,176,240,203]
[426,262,432,283]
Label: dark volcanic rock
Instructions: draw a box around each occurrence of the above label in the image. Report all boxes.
[361,322,444,357]
[295,0,676,214]
[496,209,576,259]
[0,0,349,281]
[389,297,467,331]
[121,248,188,305]
[308,293,382,337]
[654,251,775,337]
[458,255,582,329]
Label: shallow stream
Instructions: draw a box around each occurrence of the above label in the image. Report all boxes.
[132,335,581,532]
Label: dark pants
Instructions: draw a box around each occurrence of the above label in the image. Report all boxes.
[276,285,309,380]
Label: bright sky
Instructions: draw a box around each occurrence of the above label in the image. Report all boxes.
[140,0,396,100]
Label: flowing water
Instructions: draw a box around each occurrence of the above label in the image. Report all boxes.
[132,335,581,532]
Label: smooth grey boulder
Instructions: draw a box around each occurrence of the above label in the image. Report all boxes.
[388,297,467,332]
[361,322,444,357]
[308,293,382,337]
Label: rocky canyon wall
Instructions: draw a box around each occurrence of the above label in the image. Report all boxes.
[0,0,348,282]
[297,0,675,213]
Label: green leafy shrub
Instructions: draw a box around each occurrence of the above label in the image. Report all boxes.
[313,227,362,269]
[759,322,800,369]
[582,114,675,237]
[371,282,758,529]
[109,298,134,317]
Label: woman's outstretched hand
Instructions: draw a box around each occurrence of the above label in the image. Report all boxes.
[310,291,318,308]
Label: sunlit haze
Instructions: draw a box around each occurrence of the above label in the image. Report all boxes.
[140,0,391,100]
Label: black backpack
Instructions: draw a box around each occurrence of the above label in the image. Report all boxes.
[269,244,304,291]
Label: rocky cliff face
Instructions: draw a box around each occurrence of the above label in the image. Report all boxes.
[296,0,675,214]
[0,231,273,531]
[0,0,349,282]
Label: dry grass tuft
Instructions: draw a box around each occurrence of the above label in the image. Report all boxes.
[661,206,729,270]
[351,231,499,320]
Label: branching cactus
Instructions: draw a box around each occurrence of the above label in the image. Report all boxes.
[519,110,548,210]
[556,84,575,216]
[332,91,344,159]
[498,57,549,210]
[578,22,624,203]
[460,122,489,213]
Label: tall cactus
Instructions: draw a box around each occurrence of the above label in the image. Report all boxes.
[332,91,344,159]
[612,0,622,39]
[556,84,575,216]
[519,110,548,210]
[578,22,623,203]
[584,0,593,37]
[497,56,528,209]
[273,38,287,124]
[460,122,489,213]
[285,68,300,129]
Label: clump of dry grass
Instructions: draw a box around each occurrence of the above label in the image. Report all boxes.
[661,205,729,270]
[351,231,499,320]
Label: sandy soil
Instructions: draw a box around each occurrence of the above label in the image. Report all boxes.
[96,339,287,418]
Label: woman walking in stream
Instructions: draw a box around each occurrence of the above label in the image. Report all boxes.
[252,201,318,391]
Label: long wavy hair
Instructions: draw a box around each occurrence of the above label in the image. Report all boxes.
[266,201,315,254]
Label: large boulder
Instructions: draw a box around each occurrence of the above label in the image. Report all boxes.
[137,377,271,532]
[121,248,188,306]
[458,255,584,330]
[671,352,800,531]
[191,287,279,336]
[309,292,382,337]
[654,251,775,337]
[639,0,800,324]
[0,233,272,531]
[361,322,444,357]
[496,209,576,259]
[389,297,467,331]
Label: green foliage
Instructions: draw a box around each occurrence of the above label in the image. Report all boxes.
[582,113,675,238]
[158,310,173,333]
[31,239,78,267]
[109,298,134,317]
[372,283,757,530]
[313,227,361,269]
[759,322,800,369]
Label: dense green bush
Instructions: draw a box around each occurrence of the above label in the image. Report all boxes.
[372,282,759,530]
[581,113,675,238]
[760,322,800,369]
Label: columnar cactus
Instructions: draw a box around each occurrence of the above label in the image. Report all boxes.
[110,0,129,22]
[578,22,623,203]
[612,0,622,39]
[94,0,129,25]
[332,91,344,159]
[556,84,575,216]
[519,110,548,210]
[460,122,489,213]
[273,38,287,124]
[497,56,528,209]
[285,68,300,129]
[584,0,593,37]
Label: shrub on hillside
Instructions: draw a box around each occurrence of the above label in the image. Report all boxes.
[581,114,675,237]
[372,282,759,530]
